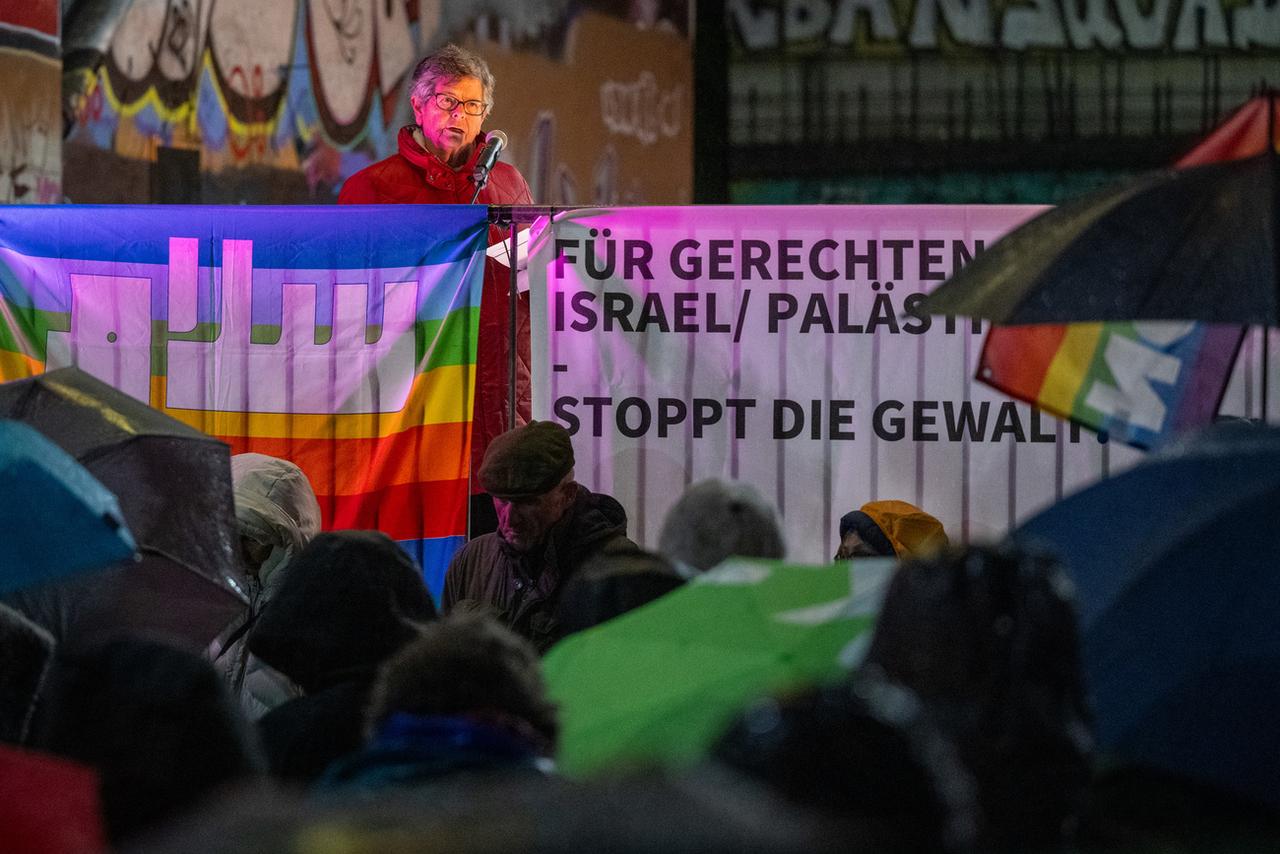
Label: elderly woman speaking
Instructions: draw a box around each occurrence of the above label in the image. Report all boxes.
[338,42,530,205]
[338,43,534,495]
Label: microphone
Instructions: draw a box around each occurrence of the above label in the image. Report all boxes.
[470,130,508,194]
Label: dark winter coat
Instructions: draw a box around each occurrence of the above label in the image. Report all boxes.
[248,531,437,784]
[442,485,635,652]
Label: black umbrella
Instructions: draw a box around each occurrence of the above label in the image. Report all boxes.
[921,151,1279,324]
[0,367,246,649]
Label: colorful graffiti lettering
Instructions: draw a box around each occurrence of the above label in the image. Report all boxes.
[72,0,413,184]
[63,2,693,205]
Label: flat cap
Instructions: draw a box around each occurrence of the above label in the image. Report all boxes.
[478,421,575,500]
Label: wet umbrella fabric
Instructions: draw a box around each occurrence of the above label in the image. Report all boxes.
[0,368,245,648]
[0,420,135,595]
[0,602,56,744]
[542,557,894,777]
[1012,425,1280,807]
[921,152,1280,325]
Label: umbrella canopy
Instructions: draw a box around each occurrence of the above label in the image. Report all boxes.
[542,557,894,777]
[1177,92,1280,167]
[921,151,1279,325]
[0,368,245,648]
[0,420,135,594]
[952,95,1279,451]
[0,602,56,744]
[1012,424,1280,807]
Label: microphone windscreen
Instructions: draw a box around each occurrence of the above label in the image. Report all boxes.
[487,130,508,150]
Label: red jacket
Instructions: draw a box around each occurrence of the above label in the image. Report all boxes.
[338,126,530,206]
[339,127,533,489]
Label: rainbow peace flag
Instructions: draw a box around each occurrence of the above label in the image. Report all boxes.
[980,321,1243,449]
[0,205,488,597]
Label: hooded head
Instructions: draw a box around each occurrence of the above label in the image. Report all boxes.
[246,531,436,693]
[715,674,979,853]
[33,637,262,844]
[230,454,321,591]
[864,544,1092,848]
[838,501,948,560]
[658,479,785,574]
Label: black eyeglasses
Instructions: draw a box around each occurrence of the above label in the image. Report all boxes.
[429,92,488,116]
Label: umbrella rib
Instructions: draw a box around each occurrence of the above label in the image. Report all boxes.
[135,544,235,589]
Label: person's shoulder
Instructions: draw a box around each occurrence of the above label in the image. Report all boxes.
[337,153,420,204]
[581,487,628,525]
[487,161,532,205]
[449,533,502,566]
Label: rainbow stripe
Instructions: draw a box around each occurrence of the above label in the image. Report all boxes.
[981,322,1243,449]
[0,204,489,598]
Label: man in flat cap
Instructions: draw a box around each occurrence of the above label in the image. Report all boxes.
[442,421,635,652]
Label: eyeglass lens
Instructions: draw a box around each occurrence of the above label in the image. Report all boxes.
[433,93,485,116]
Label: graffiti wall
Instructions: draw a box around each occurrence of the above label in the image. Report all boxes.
[63,0,693,205]
[729,0,1280,53]
[0,0,61,204]
[728,0,1280,152]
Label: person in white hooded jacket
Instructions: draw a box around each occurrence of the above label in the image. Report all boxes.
[208,453,322,720]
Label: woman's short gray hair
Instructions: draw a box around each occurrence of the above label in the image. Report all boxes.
[658,479,786,573]
[410,43,495,109]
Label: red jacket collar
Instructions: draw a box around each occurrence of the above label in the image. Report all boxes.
[397,126,492,187]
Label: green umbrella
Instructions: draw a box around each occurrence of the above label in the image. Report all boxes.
[543,557,896,777]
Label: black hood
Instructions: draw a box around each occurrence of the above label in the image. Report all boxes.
[247,531,437,692]
[33,636,261,843]
[552,485,629,566]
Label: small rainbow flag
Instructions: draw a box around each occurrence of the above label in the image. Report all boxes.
[0,204,488,598]
[980,321,1243,449]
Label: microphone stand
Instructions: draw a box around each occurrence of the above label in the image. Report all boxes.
[469,169,489,204]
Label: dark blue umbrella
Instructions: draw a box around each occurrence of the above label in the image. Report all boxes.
[0,419,136,594]
[1013,424,1280,807]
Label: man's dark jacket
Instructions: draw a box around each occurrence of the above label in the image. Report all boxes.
[442,485,635,651]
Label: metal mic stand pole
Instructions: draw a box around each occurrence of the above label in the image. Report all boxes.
[469,168,489,204]
[508,214,519,431]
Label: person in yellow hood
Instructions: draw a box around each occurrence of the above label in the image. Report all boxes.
[835,500,949,560]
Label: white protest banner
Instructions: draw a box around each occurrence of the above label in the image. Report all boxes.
[529,206,1145,564]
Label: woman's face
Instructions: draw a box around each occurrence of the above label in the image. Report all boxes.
[835,531,882,561]
[412,74,487,166]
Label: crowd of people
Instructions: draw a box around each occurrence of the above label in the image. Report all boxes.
[3,39,1276,854]
[4,418,1275,852]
